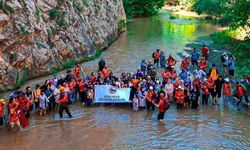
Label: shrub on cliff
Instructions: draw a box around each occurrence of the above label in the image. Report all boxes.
[123,0,165,18]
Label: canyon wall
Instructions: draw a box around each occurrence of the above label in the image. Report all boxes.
[0,0,126,91]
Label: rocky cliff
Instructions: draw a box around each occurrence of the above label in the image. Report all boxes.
[0,0,126,91]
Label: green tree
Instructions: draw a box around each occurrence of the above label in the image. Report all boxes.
[123,0,165,18]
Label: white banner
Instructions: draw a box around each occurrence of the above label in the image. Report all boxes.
[94,85,131,103]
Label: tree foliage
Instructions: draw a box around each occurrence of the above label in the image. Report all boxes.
[123,0,165,18]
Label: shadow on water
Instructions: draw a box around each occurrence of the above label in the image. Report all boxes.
[0,11,249,149]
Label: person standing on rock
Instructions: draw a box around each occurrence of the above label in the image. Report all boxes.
[140,59,147,76]
[201,45,209,60]
[199,57,208,72]
[228,55,236,81]
[166,54,176,69]
[208,64,219,81]
[98,58,106,72]
[191,48,199,69]
[221,53,229,76]
[57,87,73,118]
[181,56,191,71]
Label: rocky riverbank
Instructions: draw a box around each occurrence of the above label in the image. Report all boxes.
[0,0,126,92]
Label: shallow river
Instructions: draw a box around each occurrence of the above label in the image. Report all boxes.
[0,11,249,150]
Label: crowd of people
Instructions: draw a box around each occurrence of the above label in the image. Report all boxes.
[0,45,249,129]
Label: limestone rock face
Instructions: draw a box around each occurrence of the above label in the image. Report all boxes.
[0,0,126,90]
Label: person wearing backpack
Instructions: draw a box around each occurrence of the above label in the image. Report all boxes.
[191,48,199,69]
[153,91,169,122]
[221,53,229,76]
[152,49,160,67]
[57,87,73,118]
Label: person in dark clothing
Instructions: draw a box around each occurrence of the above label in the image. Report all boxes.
[57,75,65,87]
[65,70,74,83]
[148,66,157,82]
[98,58,106,71]
[215,76,224,103]
[190,86,200,109]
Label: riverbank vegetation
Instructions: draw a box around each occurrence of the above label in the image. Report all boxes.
[123,0,165,18]
[165,0,249,77]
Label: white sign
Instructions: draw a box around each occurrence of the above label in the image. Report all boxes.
[94,85,131,103]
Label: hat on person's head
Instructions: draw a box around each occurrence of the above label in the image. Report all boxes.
[59,86,65,92]
[0,99,5,104]
[156,80,160,84]
[143,79,147,82]
[60,75,64,78]
[224,78,229,82]
[223,52,227,55]
[149,86,153,90]
[177,86,182,89]
[203,78,207,82]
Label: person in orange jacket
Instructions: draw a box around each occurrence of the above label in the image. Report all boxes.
[166,54,176,69]
[181,56,191,70]
[201,78,210,105]
[153,49,160,67]
[146,86,158,111]
[175,86,185,109]
[57,87,72,118]
[169,66,177,82]
[74,64,82,77]
[223,78,232,105]
[233,81,245,111]
[7,97,20,129]
[199,57,208,72]
[0,99,5,127]
[206,76,216,105]
[162,68,170,85]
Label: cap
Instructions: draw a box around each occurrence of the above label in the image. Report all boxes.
[59,86,65,92]
[156,80,160,84]
[149,86,153,90]
[177,86,182,89]
[203,78,207,82]
[224,78,229,82]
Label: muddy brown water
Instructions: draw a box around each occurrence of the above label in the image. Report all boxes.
[0,11,249,149]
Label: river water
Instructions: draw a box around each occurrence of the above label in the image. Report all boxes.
[0,11,249,150]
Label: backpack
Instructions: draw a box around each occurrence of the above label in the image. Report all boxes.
[152,52,155,58]
[66,91,74,105]
[164,100,170,111]
[221,55,226,63]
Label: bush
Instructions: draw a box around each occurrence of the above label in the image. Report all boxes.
[63,60,76,69]
[123,0,165,18]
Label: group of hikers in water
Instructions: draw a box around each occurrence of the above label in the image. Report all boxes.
[0,45,249,129]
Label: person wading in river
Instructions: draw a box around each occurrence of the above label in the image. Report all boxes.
[57,87,73,118]
[153,91,169,122]
[7,97,20,130]
[175,86,185,109]
[0,99,5,127]
[146,86,157,111]
[152,49,160,67]
[201,45,209,60]
[98,58,106,72]
[223,78,232,105]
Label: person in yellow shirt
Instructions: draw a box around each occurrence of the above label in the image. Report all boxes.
[209,64,219,81]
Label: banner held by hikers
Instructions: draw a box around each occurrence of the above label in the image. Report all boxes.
[94,85,131,103]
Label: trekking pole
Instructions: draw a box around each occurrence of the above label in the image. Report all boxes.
[144,110,150,120]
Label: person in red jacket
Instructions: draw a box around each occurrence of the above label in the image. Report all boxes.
[153,49,160,67]
[74,64,82,77]
[153,91,169,122]
[201,78,210,105]
[181,56,191,70]
[162,68,170,85]
[199,57,208,72]
[7,97,21,129]
[223,78,231,105]
[234,81,245,111]
[166,54,176,69]
[201,45,209,60]
[169,67,177,82]
[206,76,216,105]
[0,99,5,127]
[57,87,73,118]
[146,86,158,111]
[175,86,185,109]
